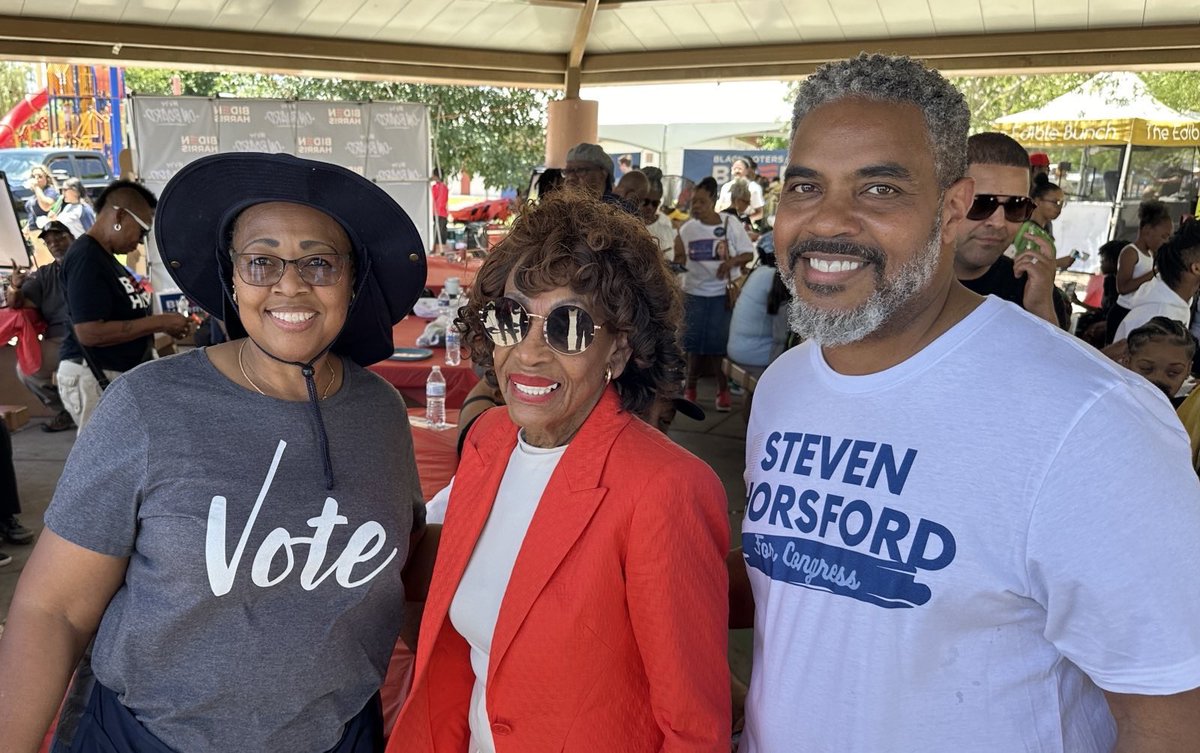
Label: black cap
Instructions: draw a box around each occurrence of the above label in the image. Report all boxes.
[38,220,74,239]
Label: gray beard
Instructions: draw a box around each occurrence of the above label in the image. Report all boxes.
[784,215,943,347]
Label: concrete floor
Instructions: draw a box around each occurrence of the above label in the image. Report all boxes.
[0,378,753,680]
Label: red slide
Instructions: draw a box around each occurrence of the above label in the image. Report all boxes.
[0,88,48,148]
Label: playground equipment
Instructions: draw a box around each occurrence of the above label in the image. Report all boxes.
[0,64,124,172]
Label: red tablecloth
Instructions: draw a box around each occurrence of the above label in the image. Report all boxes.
[409,408,460,500]
[424,255,482,295]
[368,317,477,408]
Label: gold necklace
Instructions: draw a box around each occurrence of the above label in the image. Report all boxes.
[238,340,336,399]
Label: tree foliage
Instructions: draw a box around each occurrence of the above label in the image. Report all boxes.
[775,70,1200,143]
[0,62,34,120]
[122,69,550,189]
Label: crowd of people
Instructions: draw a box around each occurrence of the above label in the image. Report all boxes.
[0,51,1198,753]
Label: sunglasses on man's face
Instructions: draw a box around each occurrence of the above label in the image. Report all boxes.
[643,198,661,209]
[966,194,1035,222]
[481,296,604,355]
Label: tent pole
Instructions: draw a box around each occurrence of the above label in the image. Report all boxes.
[1110,140,1135,240]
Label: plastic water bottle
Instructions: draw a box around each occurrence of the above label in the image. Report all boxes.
[436,288,451,319]
[445,326,462,366]
[426,366,447,429]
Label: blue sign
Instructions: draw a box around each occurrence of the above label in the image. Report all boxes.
[681,149,787,184]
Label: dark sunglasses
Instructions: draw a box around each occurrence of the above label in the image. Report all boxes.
[233,252,349,287]
[967,194,1035,222]
[481,297,603,355]
[643,198,661,209]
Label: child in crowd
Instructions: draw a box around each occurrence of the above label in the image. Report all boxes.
[1120,316,1196,407]
[1074,239,1129,347]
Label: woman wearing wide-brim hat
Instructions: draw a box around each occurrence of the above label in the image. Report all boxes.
[0,153,430,753]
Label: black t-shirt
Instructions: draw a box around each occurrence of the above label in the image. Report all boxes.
[959,255,1069,328]
[60,235,153,370]
[19,260,70,340]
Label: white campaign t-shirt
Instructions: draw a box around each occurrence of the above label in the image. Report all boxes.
[449,435,566,753]
[680,215,753,297]
[740,297,1200,753]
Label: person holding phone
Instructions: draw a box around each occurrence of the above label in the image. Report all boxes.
[953,133,1068,328]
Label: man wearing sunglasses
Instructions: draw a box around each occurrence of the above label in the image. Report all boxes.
[57,180,191,431]
[734,54,1200,753]
[952,132,1066,328]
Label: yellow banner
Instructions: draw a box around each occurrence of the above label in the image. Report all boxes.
[994,118,1200,148]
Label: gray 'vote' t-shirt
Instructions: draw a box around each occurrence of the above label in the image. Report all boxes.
[46,348,421,753]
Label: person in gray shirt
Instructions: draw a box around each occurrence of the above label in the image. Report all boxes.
[0,153,431,753]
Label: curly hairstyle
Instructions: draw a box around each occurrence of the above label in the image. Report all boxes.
[791,53,969,190]
[457,188,685,414]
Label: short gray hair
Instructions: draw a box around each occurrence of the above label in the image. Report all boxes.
[791,53,969,190]
[729,178,751,203]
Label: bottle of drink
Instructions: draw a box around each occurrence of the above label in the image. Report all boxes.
[445,326,462,366]
[436,287,451,319]
[426,366,447,429]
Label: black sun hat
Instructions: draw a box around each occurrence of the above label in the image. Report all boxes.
[155,152,427,366]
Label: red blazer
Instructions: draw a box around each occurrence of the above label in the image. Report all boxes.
[391,388,730,752]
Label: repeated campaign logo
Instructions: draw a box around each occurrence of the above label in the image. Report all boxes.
[373,108,423,130]
[140,101,201,126]
[214,104,251,124]
[327,107,362,126]
[179,135,219,154]
[743,431,955,609]
[298,136,334,155]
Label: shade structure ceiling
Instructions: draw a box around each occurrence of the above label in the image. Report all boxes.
[0,0,1197,89]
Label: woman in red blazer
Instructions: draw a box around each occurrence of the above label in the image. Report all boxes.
[391,190,730,752]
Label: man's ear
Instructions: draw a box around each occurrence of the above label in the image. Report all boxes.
[940,175,975,249]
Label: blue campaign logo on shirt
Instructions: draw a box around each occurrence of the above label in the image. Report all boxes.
[688,238,718,261]
[744,430,956,609]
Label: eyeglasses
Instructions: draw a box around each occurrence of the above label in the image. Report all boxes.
[643,198,661,209]
[233,252,349,287]
[563,166,602,178]
[967,194,1035,222]
[1039,198,1065,208]
[115,205,152,241]
[481,296,603,355]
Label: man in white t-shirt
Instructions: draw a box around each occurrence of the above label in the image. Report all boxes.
[733,52,1200,753]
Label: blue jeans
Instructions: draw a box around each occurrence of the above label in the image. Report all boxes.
[70,683,384,753]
